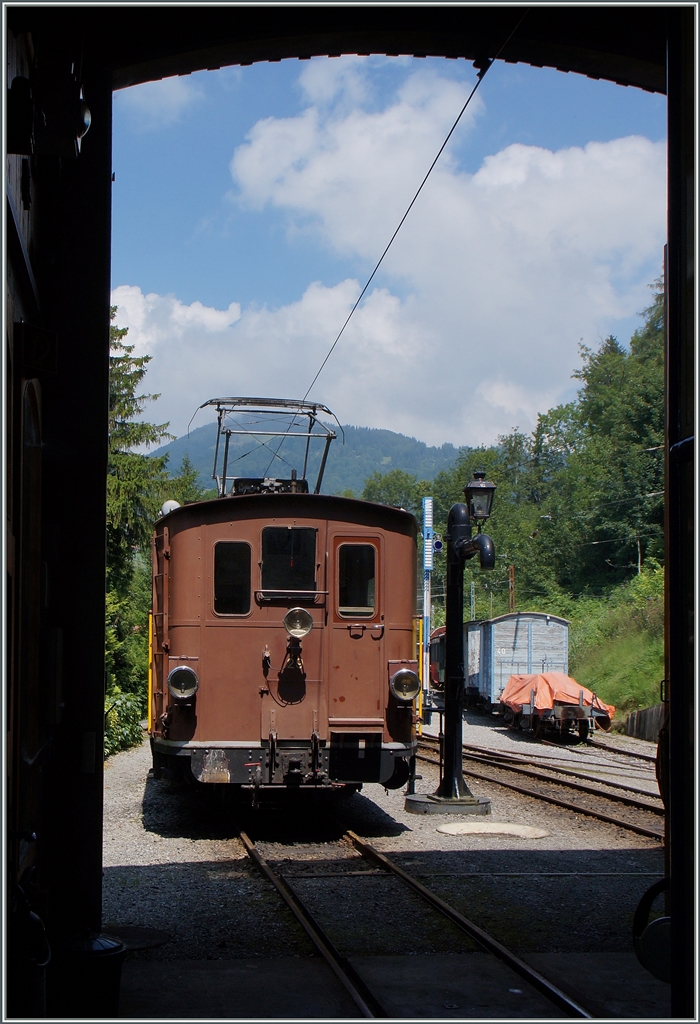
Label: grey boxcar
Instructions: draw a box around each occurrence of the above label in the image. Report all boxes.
[465,612,570,710]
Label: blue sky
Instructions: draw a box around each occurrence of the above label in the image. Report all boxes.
[111,56,666,446]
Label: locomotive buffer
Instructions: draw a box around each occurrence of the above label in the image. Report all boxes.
[406,473,496,814]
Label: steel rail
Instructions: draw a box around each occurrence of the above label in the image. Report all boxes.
[345,831,592,1020]
[423,735,656,773]
[428,747,665,814]
[420,733,655,771]
[415,754,664,841]
[462,748,659,794]
[460,737,657,771]
[585,737,657,762]
[420,738,659,795]
[240,832,387,1018]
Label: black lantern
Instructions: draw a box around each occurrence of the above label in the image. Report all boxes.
[464,471,496,523]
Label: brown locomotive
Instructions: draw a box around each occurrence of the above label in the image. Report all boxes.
[149,399,419,798]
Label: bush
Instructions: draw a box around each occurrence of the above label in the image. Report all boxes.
[105,552,151,759]
[104,689,145,757]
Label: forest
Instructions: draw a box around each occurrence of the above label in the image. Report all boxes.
[104,280,665,753]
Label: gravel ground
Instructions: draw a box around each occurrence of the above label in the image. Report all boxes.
[103,718,663,967]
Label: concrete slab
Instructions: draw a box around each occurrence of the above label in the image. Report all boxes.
[350,953,561,1018]
[118,953,566,1019]
[526,951,671,1019]
[118,956,361,1018]
[405,794,492,815]
[118,950,672,1019]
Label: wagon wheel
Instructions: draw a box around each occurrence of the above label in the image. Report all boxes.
[534,717,546,741]
[578,720,590,742]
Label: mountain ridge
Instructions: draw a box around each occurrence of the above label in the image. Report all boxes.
[150,420,462,495]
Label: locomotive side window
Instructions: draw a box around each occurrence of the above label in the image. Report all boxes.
[261,527,316,591]
[214,542,251,614]
[338,544,376,617]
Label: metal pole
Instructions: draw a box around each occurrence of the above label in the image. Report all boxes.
[422,497,433,711]
[220,429,232,497]
[406,504,494,814]
[435,503,474,799]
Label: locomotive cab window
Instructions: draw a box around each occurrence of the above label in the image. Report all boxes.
[214,542,251,614]
[338,544,376,617]
[261,527,316,592]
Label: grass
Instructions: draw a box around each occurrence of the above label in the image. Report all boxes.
[568,564,665,718]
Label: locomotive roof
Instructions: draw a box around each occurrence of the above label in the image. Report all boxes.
[156,491,417,535]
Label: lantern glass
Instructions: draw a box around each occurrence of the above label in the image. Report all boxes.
[465,472,496,521]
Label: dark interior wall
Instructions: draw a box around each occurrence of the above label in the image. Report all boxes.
[4,6,693,1018]
[6,20,114,1016]
[665,10,695,1017]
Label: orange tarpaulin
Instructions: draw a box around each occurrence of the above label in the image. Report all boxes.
[501,672,615,720]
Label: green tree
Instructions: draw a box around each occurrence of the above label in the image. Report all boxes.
[362,468,430,517]
[105,309,171,754]
[107,311,172,592]
[165,454,210,505]
[536,282,665,593]
[364,278,665,619]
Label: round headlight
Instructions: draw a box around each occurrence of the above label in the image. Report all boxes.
[390,668,421,703]
[167,665,199,700]
[283,607,314,638]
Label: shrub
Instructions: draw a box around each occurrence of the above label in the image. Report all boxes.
[104,689,145,757]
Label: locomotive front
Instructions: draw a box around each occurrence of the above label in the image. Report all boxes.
[149,399,419,797]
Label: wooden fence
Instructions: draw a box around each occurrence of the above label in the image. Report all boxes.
[623,702,666,743]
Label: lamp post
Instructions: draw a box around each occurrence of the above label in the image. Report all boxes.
[406,472,496,814]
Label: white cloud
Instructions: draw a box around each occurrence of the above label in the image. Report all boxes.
[115,76,205,129]
[113,61,666,448]
[111,285,240,356]
[111,280,429,439]
[230,65,483,258]
[298,55,374,107]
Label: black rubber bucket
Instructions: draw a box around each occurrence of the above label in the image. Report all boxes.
[47,932,127,1018]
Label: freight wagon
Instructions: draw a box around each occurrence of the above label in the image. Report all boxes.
[430,611,570,711]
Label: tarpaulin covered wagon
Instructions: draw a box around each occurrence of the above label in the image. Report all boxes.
[500,672,615,741]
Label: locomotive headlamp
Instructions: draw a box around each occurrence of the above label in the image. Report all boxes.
[389,668,421,703]
[283,607,313,639]
[167,665,199,700]
[464,471,496,522]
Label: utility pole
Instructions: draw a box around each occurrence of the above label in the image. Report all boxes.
[509,564,516,613]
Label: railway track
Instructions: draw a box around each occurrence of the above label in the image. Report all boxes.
[585,736,658,762]
[241,829,592,1019]
[417,739,664,842]
[458,742,660,798]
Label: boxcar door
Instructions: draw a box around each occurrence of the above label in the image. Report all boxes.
[327,534,385,727]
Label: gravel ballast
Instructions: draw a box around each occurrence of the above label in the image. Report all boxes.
[104,719,669,1017]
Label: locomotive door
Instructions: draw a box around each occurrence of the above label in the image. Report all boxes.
[258,524,327,742]
[327,535,384,726]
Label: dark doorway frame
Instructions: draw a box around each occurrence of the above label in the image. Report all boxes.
[5,7,694,1017]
